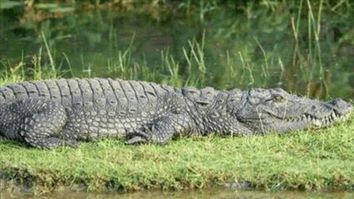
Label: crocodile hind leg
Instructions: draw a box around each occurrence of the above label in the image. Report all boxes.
[0,98,78,148]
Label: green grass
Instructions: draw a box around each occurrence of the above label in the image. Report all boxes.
[1,115,353,194]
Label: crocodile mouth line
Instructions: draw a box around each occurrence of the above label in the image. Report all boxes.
[282,111,349,126]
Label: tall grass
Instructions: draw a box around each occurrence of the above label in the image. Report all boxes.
[2,0,353,99]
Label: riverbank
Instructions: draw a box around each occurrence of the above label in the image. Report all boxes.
[1,187,354,199]
[1,114,353,195]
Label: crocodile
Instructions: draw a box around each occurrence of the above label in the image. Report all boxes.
[0,78,352,148]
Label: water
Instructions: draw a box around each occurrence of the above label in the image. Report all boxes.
[1,1,353,99]
[1,189,354,199]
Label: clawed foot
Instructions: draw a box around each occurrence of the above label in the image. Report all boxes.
[126,128,151,144]
[126,136,147,144]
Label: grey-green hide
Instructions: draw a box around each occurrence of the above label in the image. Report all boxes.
[0,79,352,148]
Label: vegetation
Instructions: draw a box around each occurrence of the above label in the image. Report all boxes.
[0,0,354,195]
[1,115,354,194]
[1,0,353,99]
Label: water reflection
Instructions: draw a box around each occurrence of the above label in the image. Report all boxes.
[1,1,353,99]
[1,188,353,199]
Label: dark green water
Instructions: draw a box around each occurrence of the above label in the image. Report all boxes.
[1,0,354,99]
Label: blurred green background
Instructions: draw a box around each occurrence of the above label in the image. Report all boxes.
[0,0,353,100]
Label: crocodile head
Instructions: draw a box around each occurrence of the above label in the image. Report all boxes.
[234,88,352,134]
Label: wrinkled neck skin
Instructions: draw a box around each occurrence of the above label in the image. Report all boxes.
[183,87,352,136]
[182,87,252,136]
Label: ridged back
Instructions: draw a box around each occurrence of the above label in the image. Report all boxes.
[0,79,179,111]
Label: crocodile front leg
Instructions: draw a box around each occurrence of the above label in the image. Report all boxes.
[0,98,78,148]
[126,114,192,145]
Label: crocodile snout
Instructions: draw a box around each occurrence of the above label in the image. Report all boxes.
[330,98,353,116]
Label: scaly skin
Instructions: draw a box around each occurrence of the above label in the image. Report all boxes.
[0,78,352,148]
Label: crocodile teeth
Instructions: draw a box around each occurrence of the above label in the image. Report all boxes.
[283,110,349,126]
[325,118,329,125]
[332,112,336,119]
[304,115,308,121]
[313,119,322,126]
[308,115,313,121]
[328,117,332,124]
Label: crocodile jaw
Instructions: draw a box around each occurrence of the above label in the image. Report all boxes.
[282,111,349,127]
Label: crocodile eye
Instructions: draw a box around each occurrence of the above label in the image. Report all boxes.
[273,95,284,102]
